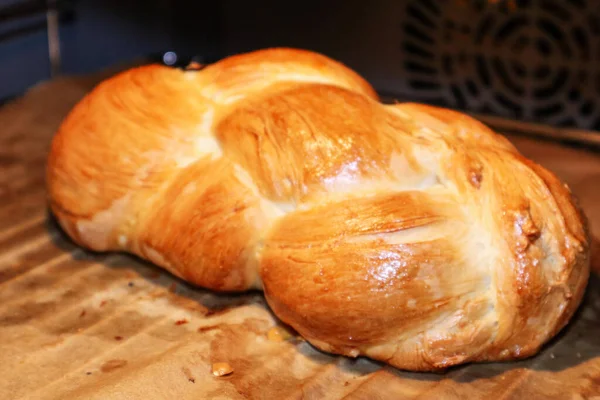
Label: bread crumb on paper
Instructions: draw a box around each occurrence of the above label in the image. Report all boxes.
[212,362,233,377]
[101,359,128,373]
[267,326,292,342]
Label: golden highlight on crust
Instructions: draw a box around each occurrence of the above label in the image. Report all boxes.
[46,47,590,371]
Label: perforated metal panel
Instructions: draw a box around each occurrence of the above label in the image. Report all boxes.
[401,0,600,129]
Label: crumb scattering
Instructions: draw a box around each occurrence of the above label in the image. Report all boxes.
[182,366,195,383]
[175,319,189,326]
[267,326,292,342]
[101,359,128,373]
[79,310,86,317]
[114,336,123,341]
[99,300,107,307]
[198,325,219,333]
[212,362,233,377]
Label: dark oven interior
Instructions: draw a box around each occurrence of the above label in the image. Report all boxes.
[2,0,599,131]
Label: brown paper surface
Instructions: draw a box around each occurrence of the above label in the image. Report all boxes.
[2,69,600,400]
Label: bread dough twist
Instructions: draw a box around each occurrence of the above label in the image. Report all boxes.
[47,48,590,370]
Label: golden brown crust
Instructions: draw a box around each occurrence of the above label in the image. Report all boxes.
[46,47,590,371]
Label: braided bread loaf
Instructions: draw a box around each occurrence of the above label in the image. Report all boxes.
[46,48,590,371]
